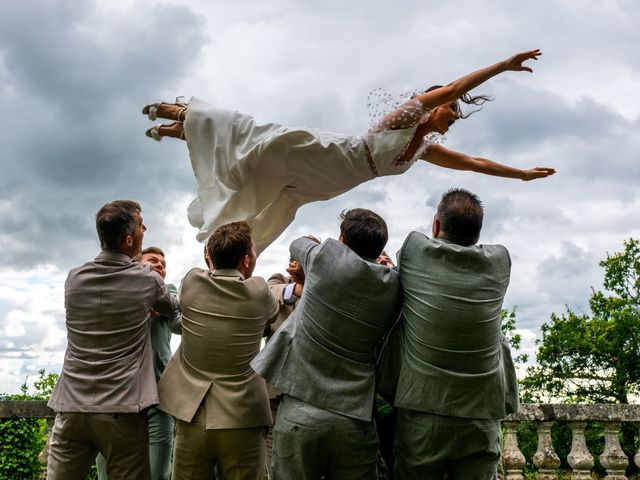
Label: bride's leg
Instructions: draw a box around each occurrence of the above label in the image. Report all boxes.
[142,101,187,122]
[145,122,185,142]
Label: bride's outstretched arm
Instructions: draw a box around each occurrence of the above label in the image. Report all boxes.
[423,144,555,181]
[377,49,541,131]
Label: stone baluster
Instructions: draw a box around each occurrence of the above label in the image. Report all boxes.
[634,423,640,470]
[502,421,526,480]
[599,422,628,480]
[533,421,560,480]
[566,422,594,479]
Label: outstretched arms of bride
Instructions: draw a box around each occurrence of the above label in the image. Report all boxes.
[418,49,542,109]
[423,144,555,181]
[378,49,541,131]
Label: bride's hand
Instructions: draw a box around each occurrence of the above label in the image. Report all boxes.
[521,166,555,181]
[503,49,542,73]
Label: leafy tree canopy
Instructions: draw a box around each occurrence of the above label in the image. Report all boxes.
[521,238,640,404]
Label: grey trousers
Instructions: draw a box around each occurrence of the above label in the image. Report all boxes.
[271,395,379,480]
[394,409,501,480]
[47,411,150,480]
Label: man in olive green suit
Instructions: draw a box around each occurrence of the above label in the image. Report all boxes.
[252,208,402,480]
[158,221,279,480]
[381,188,518,480]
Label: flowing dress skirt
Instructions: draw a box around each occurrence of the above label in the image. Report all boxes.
[184,97,418,253]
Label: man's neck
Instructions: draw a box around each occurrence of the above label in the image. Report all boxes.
[436,232,477,247]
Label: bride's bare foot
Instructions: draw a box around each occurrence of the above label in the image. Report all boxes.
[142,101,187,122]
[145,122,185,142]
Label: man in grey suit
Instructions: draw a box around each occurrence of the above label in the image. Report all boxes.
[380,188,518,480]
[252,208,402,480]
[158,221,279,480]
[95,246,181,480]
[47,200,178,480]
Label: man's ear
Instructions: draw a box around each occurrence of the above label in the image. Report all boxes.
[338,234,344,244]
[242,254,250,270]
[432,216,441,239]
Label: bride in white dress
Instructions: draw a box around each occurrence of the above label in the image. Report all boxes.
[143,49,554,253]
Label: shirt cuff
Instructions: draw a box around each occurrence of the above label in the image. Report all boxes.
[283,283,298,305]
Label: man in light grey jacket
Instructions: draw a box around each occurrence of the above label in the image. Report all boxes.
[252,208,402,480]
[380,188,518,480]
[47,200,178,480]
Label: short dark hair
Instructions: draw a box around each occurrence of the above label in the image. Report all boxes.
[436,188,484,246]
[134,246,165,262]
[339,208,388,258]
[96,200,141,250]
[206,221,253,269]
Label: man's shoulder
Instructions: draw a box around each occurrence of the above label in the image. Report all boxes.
[268,272,290,285]
[67,253,156,282]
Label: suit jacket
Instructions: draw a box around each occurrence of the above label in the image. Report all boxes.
[158,268,278,429]
[265,273,298,399]
[150,283,182,382]
[265,273,299,338]
[48,250,177,413]
[251,237,402,422]
[379,232,517,420]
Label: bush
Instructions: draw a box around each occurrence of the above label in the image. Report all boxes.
[0,370,57,480]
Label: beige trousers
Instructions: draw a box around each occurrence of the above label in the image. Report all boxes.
[47,411,150,480]
[172,405,267,480]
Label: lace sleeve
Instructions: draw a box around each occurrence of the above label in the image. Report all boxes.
[367,88,430,134]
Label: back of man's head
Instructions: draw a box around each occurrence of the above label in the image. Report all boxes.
[96,200,141,251]
[206,221,252,269]
[436,188,483,246]
[339,208,388,258]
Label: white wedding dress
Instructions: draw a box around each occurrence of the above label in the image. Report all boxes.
[184,97,425,253]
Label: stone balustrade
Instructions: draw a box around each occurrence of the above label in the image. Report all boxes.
[2,401,640,478]
[503,404,640,479]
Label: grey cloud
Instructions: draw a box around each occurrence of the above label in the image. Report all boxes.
[0,0,207,270]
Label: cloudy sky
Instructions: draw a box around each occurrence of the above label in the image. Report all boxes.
[1,0,639,393]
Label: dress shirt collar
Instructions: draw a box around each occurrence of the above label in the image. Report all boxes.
[212,268,246,280]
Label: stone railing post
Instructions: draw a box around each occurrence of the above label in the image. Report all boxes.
[533,421,560,480]
[566,422,593,479]
[599,422,628,480]
[502,421,525,480]
[635,423,640,470]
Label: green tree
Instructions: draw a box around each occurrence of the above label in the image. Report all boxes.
[521,238,640,403]
[519,239,640,477]
[501,307,529,366]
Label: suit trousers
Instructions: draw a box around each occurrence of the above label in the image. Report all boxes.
[95,406,175,480]
[266,391,283,473]
[172,403,267,480]
[394,408,501,480]
[271,395,379,480]
[47,411,150,480]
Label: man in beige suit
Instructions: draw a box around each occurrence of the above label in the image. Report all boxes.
[158,221,279,480]
[263,251,309,467]
[47,200,178,480]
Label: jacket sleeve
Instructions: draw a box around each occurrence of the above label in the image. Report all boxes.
[267,273,288,307]
[290,237,320,273]
[153,277,179,318]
